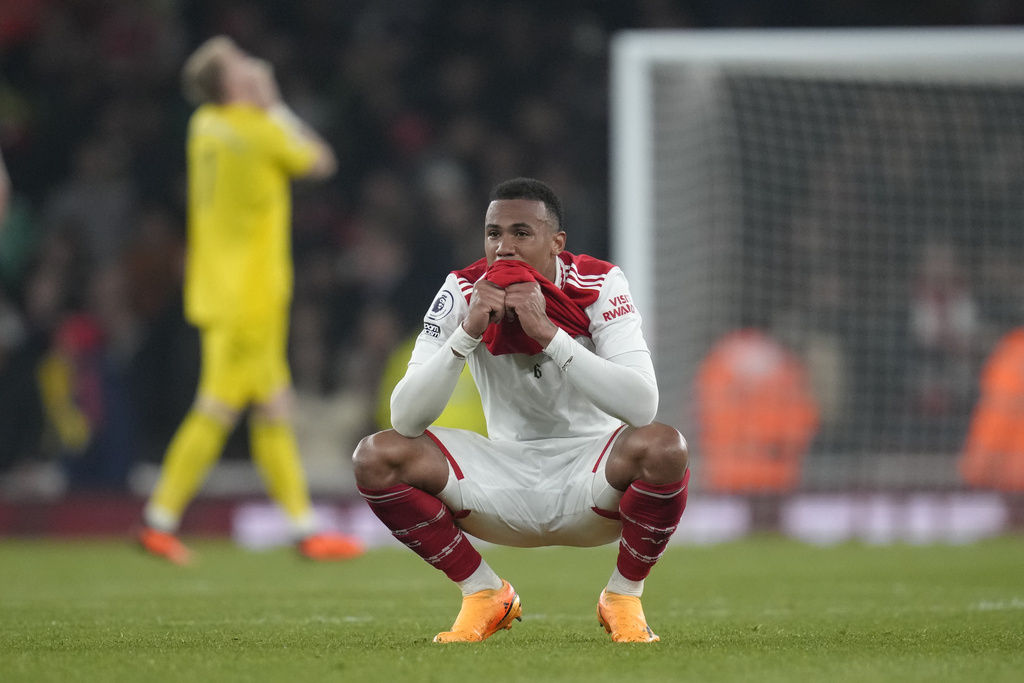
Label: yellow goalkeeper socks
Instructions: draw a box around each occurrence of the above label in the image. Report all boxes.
[146,410,231,528]
[250,417,315,536]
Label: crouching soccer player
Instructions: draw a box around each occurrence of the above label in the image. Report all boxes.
[354,177,689,643]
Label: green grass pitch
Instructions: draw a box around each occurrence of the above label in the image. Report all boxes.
[1,536,1022,682]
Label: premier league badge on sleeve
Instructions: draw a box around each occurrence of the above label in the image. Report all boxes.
[427,290,455,321]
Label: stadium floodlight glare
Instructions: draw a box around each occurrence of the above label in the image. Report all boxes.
[611,28,1024,487]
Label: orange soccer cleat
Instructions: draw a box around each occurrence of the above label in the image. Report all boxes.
[597,589,660,643]
[433,579,523,643]
[136,525,192,566]
[297,532,366,561]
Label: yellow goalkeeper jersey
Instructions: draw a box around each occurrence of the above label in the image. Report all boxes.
[183,103,318,326]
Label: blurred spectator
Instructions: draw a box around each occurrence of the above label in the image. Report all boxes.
[905,239,981,446]
[772,268,853,450]
[40,133,138,267]
[0,284,42,484]
[29,261,139,490]
[959,327,1024,491]
[121,205,185,322]
[0,145,9,227]
[0,166,41,292]
[695,329,820,493]
[35,314,104,480]
[976,245,1024,346]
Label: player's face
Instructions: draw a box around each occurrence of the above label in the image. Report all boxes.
[484,199,565,281]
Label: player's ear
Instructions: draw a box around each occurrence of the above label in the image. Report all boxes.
[552,230,566,255]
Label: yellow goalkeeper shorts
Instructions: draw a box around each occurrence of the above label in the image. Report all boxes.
[196,315,291,409]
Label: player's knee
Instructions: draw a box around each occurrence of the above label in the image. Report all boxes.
[638,423,689,479]
[252,390,293,423]
[351,431,388,473]
[351,430,413,485]
[194,395,241,427]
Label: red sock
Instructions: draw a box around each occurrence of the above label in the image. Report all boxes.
[358,484,481,582]
[616,470,690,581]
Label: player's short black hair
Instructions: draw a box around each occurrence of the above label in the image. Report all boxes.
[490,177,564,232]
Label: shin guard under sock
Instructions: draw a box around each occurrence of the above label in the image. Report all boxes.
[616,470,690,581]
[359,484,481,582]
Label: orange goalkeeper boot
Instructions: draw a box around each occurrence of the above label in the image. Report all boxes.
[597,589,660,642]
[297,532,366,561]
[136,525,192,566]
[433,579,523,643]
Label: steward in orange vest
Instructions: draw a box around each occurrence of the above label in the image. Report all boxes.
[695,329,820,493]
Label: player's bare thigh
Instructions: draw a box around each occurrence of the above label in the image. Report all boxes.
[352,429,451,495]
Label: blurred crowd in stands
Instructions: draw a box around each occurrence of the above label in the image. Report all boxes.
[1,0,1023,499]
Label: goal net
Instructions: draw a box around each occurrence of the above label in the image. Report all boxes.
[611,29,1024,494]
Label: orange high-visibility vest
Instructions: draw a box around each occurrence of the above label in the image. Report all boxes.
[959,327,1024,491]
[696,329,820,493]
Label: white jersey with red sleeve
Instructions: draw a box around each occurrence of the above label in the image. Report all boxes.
[391,252,659,443]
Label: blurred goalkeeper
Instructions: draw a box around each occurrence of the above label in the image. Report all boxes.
[354,177,689,643]
[137,36,364,564]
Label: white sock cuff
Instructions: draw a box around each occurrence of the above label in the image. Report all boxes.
[456,560,503,597]
[143,504,180,533]
[290,512,318,539]
[606,566,645,597]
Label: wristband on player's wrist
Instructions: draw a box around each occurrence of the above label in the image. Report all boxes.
[450,322,482,358]
[542,328,573,367]
[460,321,483,340]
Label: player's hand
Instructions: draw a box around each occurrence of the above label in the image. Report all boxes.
[504,281,557,347]
[250,58,281,109]
[463,279,506,338]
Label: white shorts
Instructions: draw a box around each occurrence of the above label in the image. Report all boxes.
[425,425,628,548]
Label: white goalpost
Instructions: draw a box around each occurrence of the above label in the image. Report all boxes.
[611,28,1024,495]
